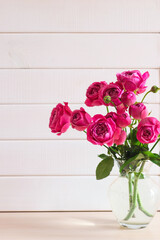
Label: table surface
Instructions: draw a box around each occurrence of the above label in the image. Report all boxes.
[0,211,160,240]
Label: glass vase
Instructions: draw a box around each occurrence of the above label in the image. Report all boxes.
[109,173,160,229]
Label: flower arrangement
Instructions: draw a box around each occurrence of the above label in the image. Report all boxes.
[49,70,160,226]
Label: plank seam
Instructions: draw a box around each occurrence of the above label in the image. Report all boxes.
[0,32,159,34]
[0,102,158,105]
[0,175,158,177]
[0,67,159,70]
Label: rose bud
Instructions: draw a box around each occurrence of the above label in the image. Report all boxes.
[87,114,116,146]
[150,85,160,93]
[121,91,136,106]
[71,107,92,131]
[129,103,148,120]
[105,112,118,124]
[103,96,111,104]
[114,129,127,145]
[137,117,160,144]
[85,81,107,107]
[100,82,123,106]
[116,113,131,128]
[116,70,149,94]
[116,102,128,114]
[49,102,72,135]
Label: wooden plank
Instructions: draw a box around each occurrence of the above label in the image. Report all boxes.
[0,103,159,140]
[0,0,159,32]
[0,140,159,176]
[0,69,159,104]
[0,104,104,139]
[0,176,114,211]
[0,212,160,240]
[0,140,112,176]
[0,176,159,211]
[0,34,159,68]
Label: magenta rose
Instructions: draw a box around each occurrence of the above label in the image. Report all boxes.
[70,107,92,131]
[137,117,160,144]
[121,91,136,106]
[105,112,118,124]
[116,70,149,94]
[114,129,127,145]
[116,103,128,114]
[49,102,72,135]
[116,113,131,128]
[87,114,116,146]
[100,82,123,106]
[85,81,107,107]
[129,103,148,120]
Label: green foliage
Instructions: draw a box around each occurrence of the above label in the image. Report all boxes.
[120,153,146,174]
[98,154,107,159]
[142,151,160,167]
[96,127,160,180]
[134,172,145,179]
[96,155,114,180]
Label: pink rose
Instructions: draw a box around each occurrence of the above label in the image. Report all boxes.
[116,103,128,114]
[85,81,107,107]
[116,70,149,94]
[105,112,118,124]
[137,117,160,144]
[87,114,116,146]
[116,113,131,128]
[114,129,127,145]
[121,91,136,106]
[49,102,72,135]
[70,107,92,131]
[100,82,123,106]
[129,103,148,120]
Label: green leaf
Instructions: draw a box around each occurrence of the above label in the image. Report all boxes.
[120,153,145,174]
[142,151,160,167]
[139,173,145,179]
[134,172,144,179]
[96,156,114,180]
[98,154,107,159]
[142,151,160,160]
[150,159,160,167]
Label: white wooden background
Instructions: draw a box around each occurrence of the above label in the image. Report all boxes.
[0,0,160,211]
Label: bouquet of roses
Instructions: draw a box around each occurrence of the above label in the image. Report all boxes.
[49,70,160,222]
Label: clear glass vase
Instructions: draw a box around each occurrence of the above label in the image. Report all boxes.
[109,174,160,229]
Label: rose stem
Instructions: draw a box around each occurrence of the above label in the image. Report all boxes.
[137,192,153,217]
[106,106,109,113]
[150,138,160,152]
[130,180,153,217]
[124,161,146,221]
[128,172,133,209]
[103,144,121,157]
[83,130,121,157]
[141,90,151,103]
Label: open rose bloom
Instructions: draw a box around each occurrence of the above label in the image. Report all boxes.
[49,69,160,169]
[49,70,160,225]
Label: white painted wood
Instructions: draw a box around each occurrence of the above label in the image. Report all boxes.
[0,104,104,139]
[0,140,113,176]
[0,0,159,212]
[0,140,159,176]
[0,0,159,32]
[0,69,159,104]
[0,103,159,140]
[0,176,159,211]
[0,34,159,68]
[0,176,114,211]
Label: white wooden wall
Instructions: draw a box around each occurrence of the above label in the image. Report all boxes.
[0,0,160,211]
